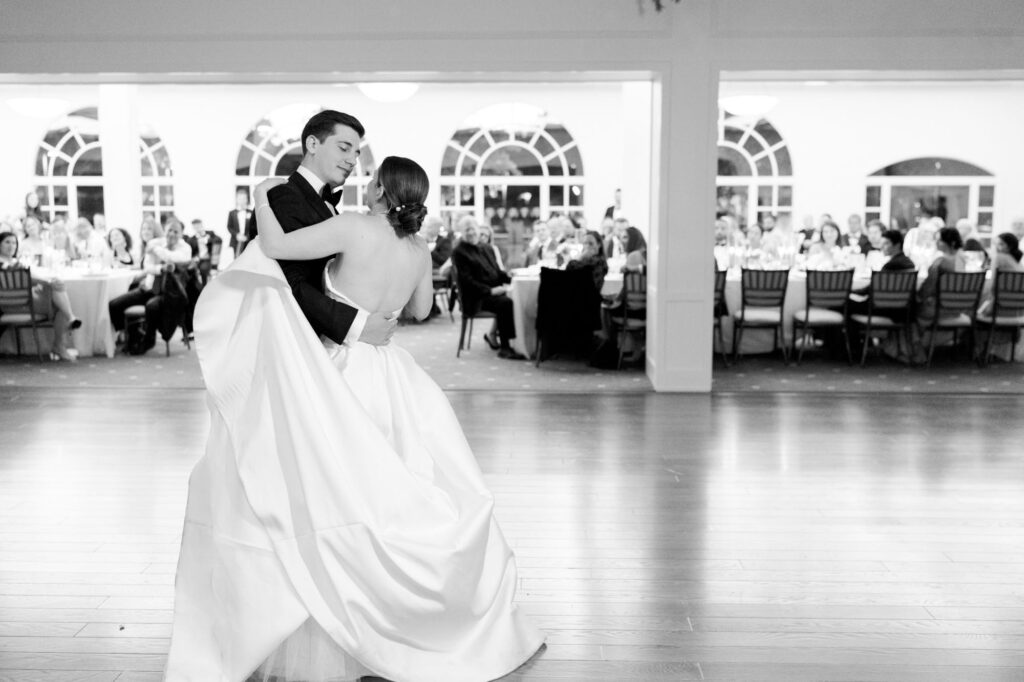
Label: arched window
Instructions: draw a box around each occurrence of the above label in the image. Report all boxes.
[864,157,995,232]
[32,107,177,224]
[439,103,584,236]
[33,107,104,221]
[140,126,175,223]
[235,106,376,212]
[716,110,793,231]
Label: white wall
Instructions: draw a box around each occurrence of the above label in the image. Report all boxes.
[0,82,650,243]
[719,81,1024,231]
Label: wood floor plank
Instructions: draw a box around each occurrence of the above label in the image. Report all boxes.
[2,387,1024,680]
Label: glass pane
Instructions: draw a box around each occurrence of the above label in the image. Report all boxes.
[753,121,782,148]
[441,185,456,207]
[53,156,70,177]
[160,186,174,206]
[262,137,283,159]
[255,156,272,177]
[865,185,881,207]
[35,149,46,176]
[236,147,254,176]
[533,134,554,159]
[342,188,357,207]
[978,213,994,231]
[546,156,563,176]
[546,125,573,149]
[758,186,773,207]
[775,146,793,176]
[33,186,49,206]
[717,147,752,176]
[73,106,98,120]
[274,150,302,176]
[52,185,68,206]
[356,144,375,177]
[245,125,266,148]
[979,185,995,207]
[141,186,155,207]
[79,133,99,145]
[469,135,490,158]
[743,134,764,158]
[490,130,510,144]
[549,185,564,206]
[723,127,743,145]
[716,186,748,232]
[778,185,793,207]
[72,147,103,176]
[866,212,881,223]
[154,147,172,176]
[459,156,477,176]
[44,128,68,148]
[76,186,105,218]
[61,135,80,159]
[441,147,458,176]
[459,186,475,206]
[564,146,583,176]
[890,185,970,228]
[871,157,992,177]
[141,157,153,177]
[755,156,773,177]
[514,130,535,144]
[481,147,541,176]
[451,127,476,149]
[569,185,583,206]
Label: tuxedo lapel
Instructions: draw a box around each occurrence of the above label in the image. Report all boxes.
[288,172,335,223]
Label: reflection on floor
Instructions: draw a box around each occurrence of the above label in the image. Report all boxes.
[2,388,1023,680]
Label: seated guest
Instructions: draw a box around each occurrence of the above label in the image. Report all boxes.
[849,229,917,303]
[805,221,843,268]
[47,218,73,262]
[525,220,557,265]
[137,217,165,269]
[990,232,1024,273]
[106,227,135,268]
[847,214,871,254]
[420,215,453,269]
[477,223,505,271]
[865,219,885,252]
[108,219,193,355]
[0,231,80,361]
[18,217,47,263]
[621,226,648,271]
[451,218,524,360]
[957,218,986,253]
[566,230,609,293]
[746,223,764,251]
[70,217,109,262]
[184,219,223,284]
[916,226,966,325]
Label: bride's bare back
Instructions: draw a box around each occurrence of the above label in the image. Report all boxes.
[324,213,432,315]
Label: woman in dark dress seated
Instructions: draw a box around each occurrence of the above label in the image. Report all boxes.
[566,230,609,294]
[451,220,525,360]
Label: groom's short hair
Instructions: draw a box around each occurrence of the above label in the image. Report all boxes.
[300,110,365,156]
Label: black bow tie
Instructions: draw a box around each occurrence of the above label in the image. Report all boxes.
[320,185,342,208]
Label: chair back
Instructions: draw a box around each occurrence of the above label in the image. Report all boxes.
[536,265,602,337]
[713,269,727,308]
[868,270,918,311]
[0,267,34,313]
[805,269,854,310]
[993,271,1024,318]
[935,270,986,317]
[740,268,789,309]
[621,269,647,313]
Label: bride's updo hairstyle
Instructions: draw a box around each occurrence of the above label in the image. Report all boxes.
[378,156,429,237]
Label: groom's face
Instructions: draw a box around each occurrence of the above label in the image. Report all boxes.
[308,124,361,188]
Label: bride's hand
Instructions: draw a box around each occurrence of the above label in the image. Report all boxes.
[255,177,286,199]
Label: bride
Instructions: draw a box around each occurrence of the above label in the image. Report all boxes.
[165,156,544,681]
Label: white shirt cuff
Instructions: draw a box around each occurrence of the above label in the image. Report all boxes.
[344,308,370,345]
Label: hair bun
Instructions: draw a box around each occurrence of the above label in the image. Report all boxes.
[389,202,427,236]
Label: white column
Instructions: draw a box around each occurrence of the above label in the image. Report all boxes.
[620,82,653,239]
[98,84,141,233]
[647,42,720,392]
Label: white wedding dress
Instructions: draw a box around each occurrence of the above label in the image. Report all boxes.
[165,241,543,682]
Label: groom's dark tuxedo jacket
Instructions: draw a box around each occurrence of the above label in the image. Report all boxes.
[263,172,358,344]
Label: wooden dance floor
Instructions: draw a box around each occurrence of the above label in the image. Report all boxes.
[1,386,1023,681]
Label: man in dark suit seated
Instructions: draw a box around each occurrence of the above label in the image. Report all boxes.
[451,218,524,359]
[846,229,917,351]
[419,215,454,319]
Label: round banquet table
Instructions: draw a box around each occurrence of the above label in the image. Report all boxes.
[509,268,623,359]
[0,267,138,358]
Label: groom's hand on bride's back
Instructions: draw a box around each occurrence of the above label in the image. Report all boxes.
[360,312,398,346]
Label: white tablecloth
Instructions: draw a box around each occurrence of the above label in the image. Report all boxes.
[0,267,137,358]
[509,269,622,359]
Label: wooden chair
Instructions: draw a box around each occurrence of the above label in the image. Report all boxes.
[607,269,647,369]
[924,270,986,367]
[0,267,54,361]
[977,270,1024,366]
[732,268,790,363]
[451,263,496,357]
[713,268,729,366]
[791,269,855,365]
[848,270,918,366]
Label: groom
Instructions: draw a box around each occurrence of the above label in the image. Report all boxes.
[257,110,396,346]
